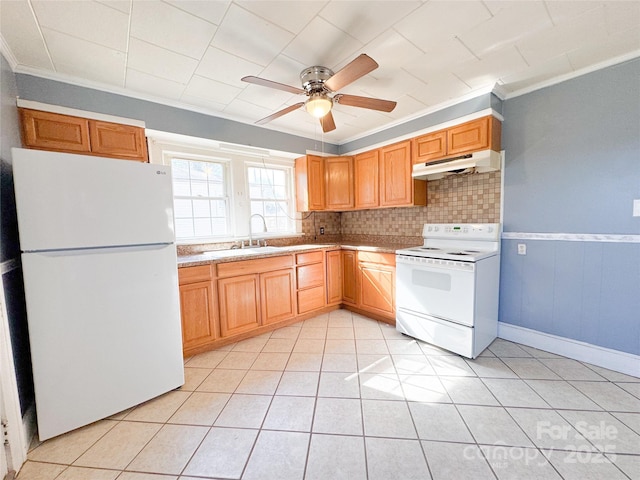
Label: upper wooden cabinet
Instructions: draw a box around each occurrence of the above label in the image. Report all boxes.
[295,154,325,211]
[19,108,148,162]
[379,140,427,207]
[413,116,501,165]
[354,150,379,209]
[325,156,354,210]
[88,120,148,161]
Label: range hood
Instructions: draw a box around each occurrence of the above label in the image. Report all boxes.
[412,149,502,181]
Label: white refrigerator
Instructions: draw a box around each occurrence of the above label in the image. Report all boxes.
[12,148,184,441]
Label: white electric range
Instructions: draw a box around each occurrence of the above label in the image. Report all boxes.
[395,223,501,358]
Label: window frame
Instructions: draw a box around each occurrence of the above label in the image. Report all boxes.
[245,160,297,237]
[148,136,301,244]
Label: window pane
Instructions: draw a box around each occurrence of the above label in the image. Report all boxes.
[273,170,285,185]
[274,186,286,199]
[175,218,194,238]
[192,199,210,217]
[171,159,190,179]
[174,199,193,218]
[194,218,212,237]
[250,201,264,216]
[170,157,229,240]
[191,180,208,197]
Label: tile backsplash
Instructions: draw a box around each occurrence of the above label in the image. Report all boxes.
[305,171,501,237]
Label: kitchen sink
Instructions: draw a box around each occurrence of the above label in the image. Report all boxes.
[201,246,284,258]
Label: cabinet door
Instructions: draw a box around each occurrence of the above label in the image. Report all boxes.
[359,262,395,318]
[218,274,261,337]
[89,121,148,162]
[179,280,218,351]
[413,130,447,164]
[379,140,413,207]
[326,250,342,305]
[325,156,354,210]
[342,250,357,305]
[447,117,491,155]
[354,150,379,209]
[19,108,90,153]
[260,269,296,325]
[295,155,325,211]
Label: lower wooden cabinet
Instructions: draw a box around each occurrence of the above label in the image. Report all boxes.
[178,247,397,355]
[260,269,296,325]
[178,265,219,353]
[296,251,326,314]
[325,250,342,305]
[356,251,395,321]
[218,274,261,337]
[217,255,296,336]
[341,250,357,306]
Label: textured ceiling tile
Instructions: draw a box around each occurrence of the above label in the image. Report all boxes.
[394,1,492,52]
[42,27,125,86]
[403,38,476,80]
[453,46,529,89]
[127,38,199,84]
[517,6,609,66]
[32,0,129,51]
[498,54,574,93]
[125,68,186,100]
[407,72,472,107]
[458,1,552,57]
[182,75,243,105]
[0,0,54,70]
[282,16,362,69]
[196,47,263,88]
[165,0,231,25]
[236,0,326,35]
[212,4,294,66]
[567,27,640,71]
[130,1,217,59]
[365,29,424,70]
[319,0,420,44]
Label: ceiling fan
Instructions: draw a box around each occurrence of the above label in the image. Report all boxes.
[241,54,397,133]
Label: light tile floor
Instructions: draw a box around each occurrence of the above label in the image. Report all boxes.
[20,310,640,480]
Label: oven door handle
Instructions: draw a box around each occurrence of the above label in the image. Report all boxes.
[397,307,473,328]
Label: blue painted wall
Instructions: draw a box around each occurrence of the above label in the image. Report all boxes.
[500,58,640,355]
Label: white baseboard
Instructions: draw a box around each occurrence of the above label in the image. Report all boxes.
[498,322,640,378]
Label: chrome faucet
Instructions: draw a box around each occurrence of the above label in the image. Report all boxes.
[248,213,267,247]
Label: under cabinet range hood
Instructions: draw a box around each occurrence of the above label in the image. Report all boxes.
[412,149,502,180]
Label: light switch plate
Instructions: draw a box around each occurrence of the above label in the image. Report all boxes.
[634,199,640,217]
[517,244,527,255]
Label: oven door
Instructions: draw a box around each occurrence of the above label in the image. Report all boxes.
[396,254,476,326]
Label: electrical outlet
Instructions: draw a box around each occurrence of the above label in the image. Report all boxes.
[634,199,640,217]
[319,227,325,235]
[517,243,527,255]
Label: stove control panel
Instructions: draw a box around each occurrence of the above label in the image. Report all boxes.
[422,223,500,241]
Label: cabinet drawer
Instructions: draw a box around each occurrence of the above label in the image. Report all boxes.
[217,255,293,277]
[357,251,395,266]
[178,264,213,284]
[297,285,325,314]
[296,250,324,265]
[297,262,324,289]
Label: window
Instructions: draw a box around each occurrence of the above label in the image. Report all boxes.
[149,136,299,243]
[171,158,229,240]
[247,165,295,235]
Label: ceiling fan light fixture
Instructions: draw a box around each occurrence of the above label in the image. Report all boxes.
[305,93,332,118]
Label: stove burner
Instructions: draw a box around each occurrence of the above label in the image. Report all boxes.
[448,251,471,256]
[418,247,441,251]
[463,250,480,253]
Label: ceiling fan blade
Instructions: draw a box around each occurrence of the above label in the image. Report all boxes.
[255,102,305,125]
[324,54,379,92]
[241,76,305,95]
[334,94,396,113]
[320,111,336,133]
